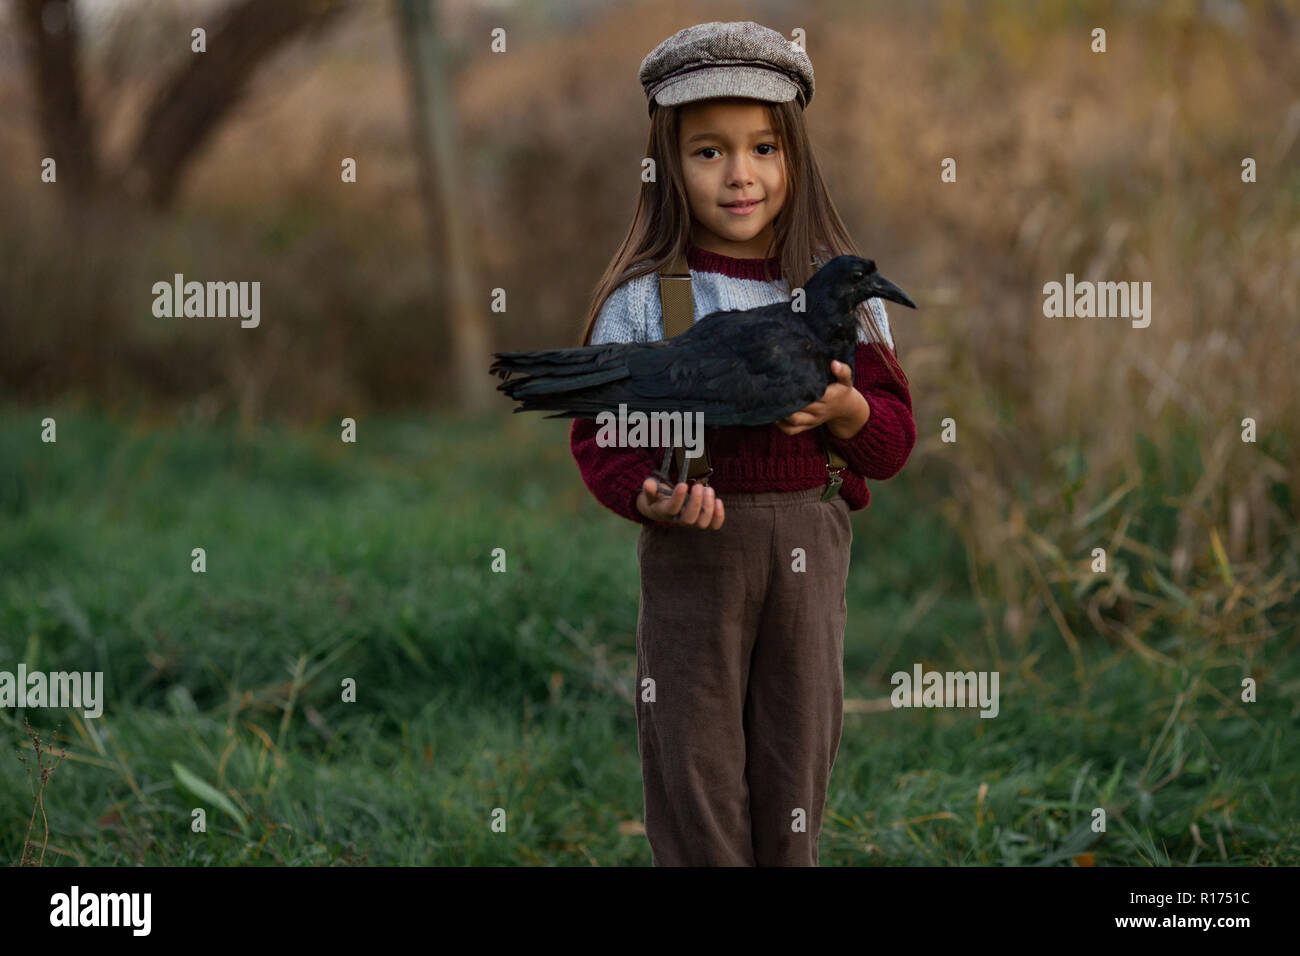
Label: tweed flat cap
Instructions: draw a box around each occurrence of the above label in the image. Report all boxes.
[639,21,814,116]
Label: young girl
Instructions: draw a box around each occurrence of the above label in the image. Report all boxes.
[569,21,916,866]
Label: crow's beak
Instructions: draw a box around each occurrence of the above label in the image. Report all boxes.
[865,273,916,309]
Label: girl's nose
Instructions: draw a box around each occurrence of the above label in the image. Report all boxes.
[727,159,754,184]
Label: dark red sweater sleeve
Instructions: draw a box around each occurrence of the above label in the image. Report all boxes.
[570,417,661,526]
[824,341,916,480]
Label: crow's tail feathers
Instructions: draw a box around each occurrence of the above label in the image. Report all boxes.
[490,344,618,379]
[488,342,781,424]
[489,344,635,414]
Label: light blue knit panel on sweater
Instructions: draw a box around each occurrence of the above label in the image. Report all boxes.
[590,267,893,350]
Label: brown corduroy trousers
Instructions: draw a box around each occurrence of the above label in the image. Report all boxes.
[634,486,852,866]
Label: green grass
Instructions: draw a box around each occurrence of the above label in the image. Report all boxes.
[1,407,1296,865]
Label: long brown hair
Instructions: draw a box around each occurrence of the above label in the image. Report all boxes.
[577,96,906,387]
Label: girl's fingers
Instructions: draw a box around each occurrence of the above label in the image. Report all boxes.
[649,483,724,530]
[692,486,715,528]
[672,483,709,527]
[681,483,704,524]
[666,482,689,521]
[647,480,684,522]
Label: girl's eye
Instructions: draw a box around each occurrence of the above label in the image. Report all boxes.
[696,144,778,159]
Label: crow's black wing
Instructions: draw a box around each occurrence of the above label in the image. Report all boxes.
[614,305,827,425]
[491,301,833,425]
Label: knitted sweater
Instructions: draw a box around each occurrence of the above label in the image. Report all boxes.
[569,242,916,526]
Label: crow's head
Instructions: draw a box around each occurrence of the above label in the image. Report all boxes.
[810,255,916,318]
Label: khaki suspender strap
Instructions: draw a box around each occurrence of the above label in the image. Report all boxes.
[657,252,713,484]
[658,251,694,339]
[655,249,848,497]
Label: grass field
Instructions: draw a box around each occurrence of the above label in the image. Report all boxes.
[1,407,1296,866]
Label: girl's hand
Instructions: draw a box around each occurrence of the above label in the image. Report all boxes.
[636,478,725,529]
[775,360,870,438]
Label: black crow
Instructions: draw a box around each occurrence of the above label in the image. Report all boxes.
[489,255,915,426]
[489,254,915,500]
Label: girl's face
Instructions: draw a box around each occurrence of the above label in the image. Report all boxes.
[677,99,787,259]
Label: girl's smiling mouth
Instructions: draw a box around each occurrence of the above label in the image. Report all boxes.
[721,198,762,214]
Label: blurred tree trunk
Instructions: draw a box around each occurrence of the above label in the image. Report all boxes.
[17,0,97,199]
[128,0,350,207]
[18,0,349,208]
[393,0,493,415]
